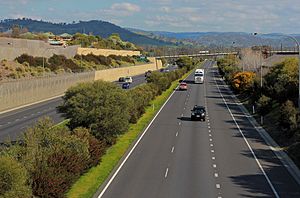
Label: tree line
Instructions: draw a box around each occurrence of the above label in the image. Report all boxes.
[217,54,300,167]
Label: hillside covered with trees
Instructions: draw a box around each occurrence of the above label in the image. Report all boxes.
[0,18,172,46]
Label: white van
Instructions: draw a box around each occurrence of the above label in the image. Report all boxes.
[194,69,204,84]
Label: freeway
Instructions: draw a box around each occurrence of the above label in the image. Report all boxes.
[96,60,300,198]
[0,73,148,142]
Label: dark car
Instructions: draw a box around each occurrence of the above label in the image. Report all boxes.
[191,105,206,121]
[145,70,152,77]
[122,82,130,89]
[119,77,125,82]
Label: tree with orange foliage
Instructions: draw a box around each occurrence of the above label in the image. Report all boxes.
[231,71,256,93]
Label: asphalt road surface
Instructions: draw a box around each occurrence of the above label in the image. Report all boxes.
[96,60,300,198]
[0,73,148,142]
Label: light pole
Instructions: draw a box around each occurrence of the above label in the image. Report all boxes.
[253,33,266,124]
[42,48,54,75]
[253,33,264,88]
[80,49,91,69]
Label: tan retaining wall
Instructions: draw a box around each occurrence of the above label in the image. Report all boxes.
[94,60,162,81]
[0,72,94,112]
[0,58,162,112]
[77,47,141,57]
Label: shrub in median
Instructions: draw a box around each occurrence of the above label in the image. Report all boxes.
[58,80,131,143]
[127,83,159,123]
[257,95,272,116]
[279,100,298,135]
[0,156,32,198]
[0,118,103,198]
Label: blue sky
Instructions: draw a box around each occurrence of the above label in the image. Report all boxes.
[1,0,300,33]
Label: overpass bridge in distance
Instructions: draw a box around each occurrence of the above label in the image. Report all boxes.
[156,50,299,60]
[155,52,238,59]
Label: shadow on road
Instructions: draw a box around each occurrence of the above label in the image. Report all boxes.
[177,116,192,121]
[229,174,275,198]
[209,67,300,197]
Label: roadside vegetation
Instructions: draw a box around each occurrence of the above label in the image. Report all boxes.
[217,53,300,168]
[0,57,198,198]
[69,33,140,51]
[0,53,148,81]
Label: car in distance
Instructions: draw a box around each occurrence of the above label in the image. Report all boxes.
[122,82,130,89]
[145,70,152,77]
[119,77,125,82]
[179,82,188,90]
[125,76,133,84]
[160,68,170,73]
[191,105,206,121]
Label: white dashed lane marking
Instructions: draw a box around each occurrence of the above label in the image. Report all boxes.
[164,168,169,178]
[171,147,175,153]
[216,184,221,189]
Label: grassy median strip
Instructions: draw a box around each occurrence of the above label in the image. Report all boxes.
[67,70,194,198]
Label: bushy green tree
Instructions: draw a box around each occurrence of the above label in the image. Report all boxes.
[176,56,193,70]
[257,95,272,116]
[127,84,158,123]
[48,54,81,72]
[264,58,298,103]
[217,55,240,81]
[58,81,131,141]
[16,118,90,197]
[15,54,45,67]
[0,156,32,198]
[279,100,298,134]
[69,33,98,47]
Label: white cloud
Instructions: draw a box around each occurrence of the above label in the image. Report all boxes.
[111,2,140,12]
[1,0,300,33]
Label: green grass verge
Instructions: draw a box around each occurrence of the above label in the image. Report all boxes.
[67,69,195,198]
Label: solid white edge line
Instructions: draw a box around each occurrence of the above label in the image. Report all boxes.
[0,94,64,115]
[214,71,280,198]
[97,72,193,198]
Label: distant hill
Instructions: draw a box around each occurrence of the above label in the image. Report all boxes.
[127,28,300,48]
[0,18,172,46]
[126,28,195,46]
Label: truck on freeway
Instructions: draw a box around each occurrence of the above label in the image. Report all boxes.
[194,69,204,84]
